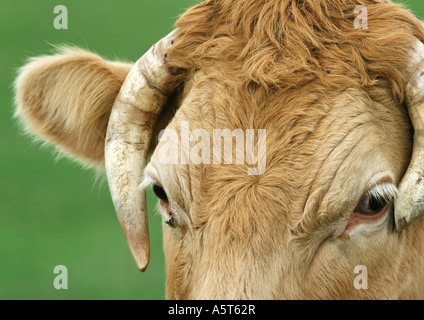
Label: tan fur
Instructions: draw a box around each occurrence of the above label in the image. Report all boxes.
[159,0,424,299]
[15,47,132,167]
[14,0,424,299]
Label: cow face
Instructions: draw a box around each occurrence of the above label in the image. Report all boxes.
[14,0,424,299]
[145,70,420,299]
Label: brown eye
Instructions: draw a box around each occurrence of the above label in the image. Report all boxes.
[342,182,397,238]
[355,193,389,216]
[353,183,397,219]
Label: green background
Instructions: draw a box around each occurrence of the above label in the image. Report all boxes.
[1,0,423,300]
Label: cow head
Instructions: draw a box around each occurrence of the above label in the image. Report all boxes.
[14,0,424,299]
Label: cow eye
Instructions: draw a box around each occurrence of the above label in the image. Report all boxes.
[342,180,397,238]
[354,184,396,217]
[356,193,388,215]
[153,183,168,201]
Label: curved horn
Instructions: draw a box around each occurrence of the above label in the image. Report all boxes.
[395,39,424,231]
[105,31,179,271]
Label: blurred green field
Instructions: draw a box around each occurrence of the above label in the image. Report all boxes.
[1,0,424,300]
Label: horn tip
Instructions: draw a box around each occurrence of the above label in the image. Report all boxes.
[128,237,150,272]
[119,221,151,272]
[137,260,149,273]
[131,247,150,272]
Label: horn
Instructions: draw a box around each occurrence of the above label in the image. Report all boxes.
[395,39,424,231]
[105,30,179,271]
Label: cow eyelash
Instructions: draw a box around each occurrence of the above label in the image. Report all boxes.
[366,183,398,203]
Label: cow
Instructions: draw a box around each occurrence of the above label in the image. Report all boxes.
[14,0,424,299]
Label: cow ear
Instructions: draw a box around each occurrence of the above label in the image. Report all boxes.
[14,47,132,168]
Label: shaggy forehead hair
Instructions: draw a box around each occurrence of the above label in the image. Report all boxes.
[169,0,424,100]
